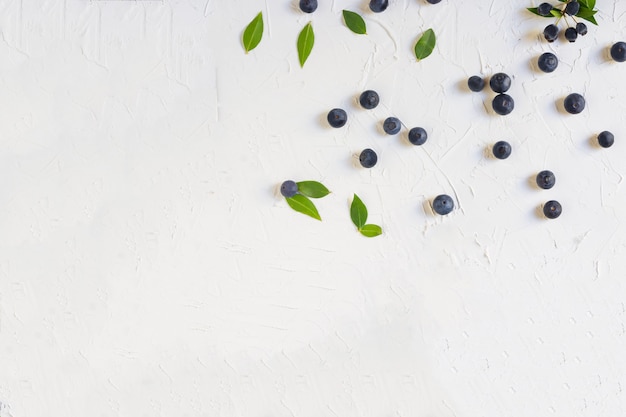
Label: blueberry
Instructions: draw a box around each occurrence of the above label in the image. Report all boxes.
[359,148,378,168]
[492,140,512,159]
[280,180,298,197]
[408,127,427,146]
[536,170,556,189]
[564,1,580,15]
[489,73,511,93]
[383,117,402,135]
[610,42,626,62]
[468,75,485,92]
[432,194,454,215]
[598,131,614,148]
[369,0,388,12]
[538,52,558,73]
[564,27,578,42]
[327,108,347,128]
[492,94,515,115]
[426,0,442,3]
[359,90,380,109]
[543,200,562,219]
[537,2,553,16]
[299,0,317,13]
[543,24,559,43]
[563,93,585,114]
[576,22,588,36]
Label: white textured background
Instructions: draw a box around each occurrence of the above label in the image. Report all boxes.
[1,0,626,416]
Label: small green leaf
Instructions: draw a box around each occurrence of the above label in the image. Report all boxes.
[297,22,315,67]
[297,181,330,198]
[242,12,263,53]
[414,28,436,61]
[577,6,598,25]
[550,8,563,17]
[359,224,382,238]
[286,194,321,220]
[350,194,368,229]
[527,7,542,16]
[342,10,367,35]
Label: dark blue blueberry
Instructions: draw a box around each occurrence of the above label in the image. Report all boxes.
[610,42,626,62]
[543,200,562,219]
[564,93,585,114]
[537,2,553,16]
[564,1,580,16]
[408,127,427,146]
[369,0,388,12]
[489,72,511,93]
[536,170,556,189]
[543,24,559,43]
[299,0,317,13]
[598,131,614,148]
[327,108,347,128]
[426,0,441,3]
[564,27,578,42]
[280,180,298,197]
[492,94,515,115]
[359,148,378,168]
[576,22,588,36]
[538,52,558,73]
[383,117,402,135]
[432,194,454,215]
[467,75,485,92]
[492,141,512,159]
[359,90,380,109]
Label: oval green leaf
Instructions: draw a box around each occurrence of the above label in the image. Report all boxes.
[286,194,321,221]
[297,181,330,198]
[342,10,367,35]
[243,12,263,53]
[359,224,382,238]
[350,194,368,229]
[297,22,315,67]
[414,28,436,61]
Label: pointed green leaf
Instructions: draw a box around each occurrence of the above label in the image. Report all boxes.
[578,0,590,8]
[550,8,563,17]
[297,22,315,67]
[342,10,367,35]
[286,194,321,220]
[527,7,543,16]
[414,28,436,61]
[350,194,368,229]
[297,181,330,198]
[242,12,263,53]
[577,6,598,25]
[359,224,382,238]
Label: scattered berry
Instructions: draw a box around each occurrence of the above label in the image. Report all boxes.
[536,170,556,189]
[432,194,454,215]
[299,0,317,13]
[492,141,512,159]
[598,131,615,148]
[563,93,585,114]
[564,1,580,16]
[543,24,559,42]
[610,42,626,62]
[408,127,428,146]
[468,75,485,92]
[426,0,442,3]
[492,94,515,115]
[543,200,562,219]
[280,180,298,197]
[538,52,558,73]
[369,0,388,12]
[359,90,380,109]
[537,2,553,16]
[383,117,402,135]
[576,22,588,36]
[565,27,578,42]
[489,72,511,93]
[327,108,347,127]
[359,148,378,168]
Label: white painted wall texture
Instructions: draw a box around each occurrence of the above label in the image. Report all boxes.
[1,0,626,416]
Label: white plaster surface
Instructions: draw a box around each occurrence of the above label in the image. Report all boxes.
[1,0,626,416]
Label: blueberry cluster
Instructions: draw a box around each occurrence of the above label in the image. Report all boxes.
[536,1,589,43]
[533,170,561,219]
[467,72,515,116]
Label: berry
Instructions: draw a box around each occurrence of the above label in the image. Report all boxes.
[537,2,553,16]
[576,22,588,36]
[280,180,298,197]
[426,0,442,3]
[563,93,585,114]
[543,200,562,219]
[468,75,485,92]
[492,94,515,115]
[383,117,402,135]
[359,90,380,109]
[564,1,580,16]
[565,27,578,43]
[536,170,556,189]
[408,127,427,146]
[299,0,317,13]
[538,52,558,73]
[489,72,511,93]
[359,148,378,168]
[369,0,388,12]
[492,141,512,159]
[598,131,615,148]
[432,194,454,215]
[544,24,559,42]
[327,108,347,128]
[610,42,626,62]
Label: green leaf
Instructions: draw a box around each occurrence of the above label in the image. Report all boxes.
[414,28,436,61]
[577,6,598,25]
[587,0,596,9]
[297,22,315,67]
[550,8,563,17]
[578,0,590,8]
[342,10,367,35]
[297,181,330,198]
[242,12,263,54]
[359,224,382,238]
[286,194,321,221]
[350,194,368,229]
